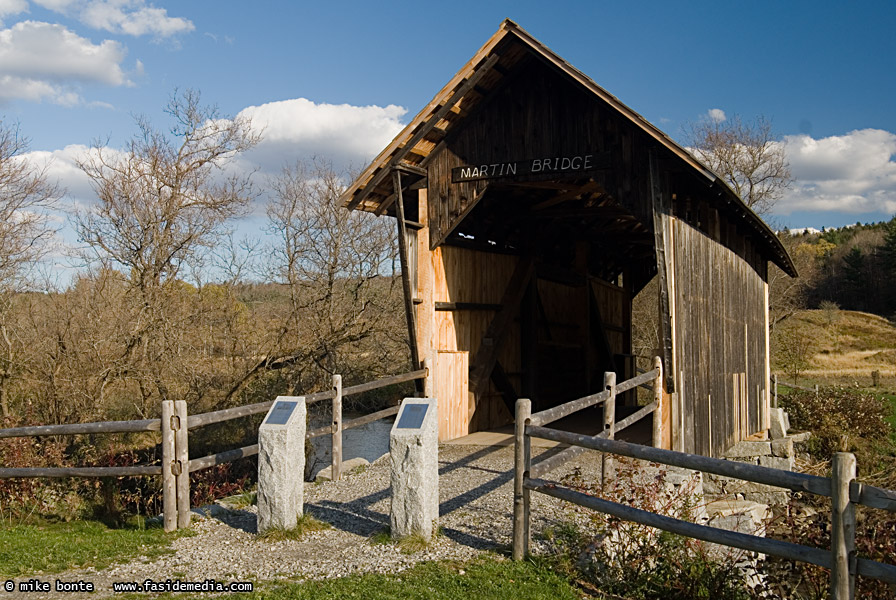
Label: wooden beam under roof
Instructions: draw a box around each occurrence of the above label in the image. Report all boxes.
[345,52,501,211]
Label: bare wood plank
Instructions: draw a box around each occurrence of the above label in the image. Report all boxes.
[614,401,658,434]
[393,169,421,379]
[435,302,502,311]
[650,150,675,392]
[525,478,832,569]
[528,389,611,427]
[852,482,896,512]
[0,465,161,477]
[614,368,659,394]
[526,425,832,497]
[856,557,896,585]
[161,400,176,532]
[512,398,532,560]
[188,444,259,473]
[469,256,535,397]
[342,405,401,430]
[530,430,609,479]
[652,356,664,448]
[831,452,857,598]
[174,400,190,529]
[331,374,343,482]
[0,419,161,438]
[342,369,427,397]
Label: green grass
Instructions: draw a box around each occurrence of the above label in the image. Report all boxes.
[216,556,583,600]
[0,518,185,577]
[257,514,331,542]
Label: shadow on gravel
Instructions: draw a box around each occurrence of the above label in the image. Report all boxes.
[438,445,568,516]
[194,505,257,534]
[306,501,389,537]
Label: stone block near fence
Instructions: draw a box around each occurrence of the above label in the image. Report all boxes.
[257,396,306,534]
[390,398,438,540]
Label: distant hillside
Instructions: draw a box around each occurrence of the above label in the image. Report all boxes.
[771,309,896,386]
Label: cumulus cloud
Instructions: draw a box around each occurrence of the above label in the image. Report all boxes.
[707,108,726,123]
[0,20,128,103]
[0,0,28,19]
[32,0,193,38]
[777,129,896,216]
[235,98,407,176]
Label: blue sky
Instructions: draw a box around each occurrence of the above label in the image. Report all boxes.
[2,0,896,243]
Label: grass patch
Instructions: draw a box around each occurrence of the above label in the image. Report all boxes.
[257,514,331,542]
[220,555,582,600]
[0,518,184,577]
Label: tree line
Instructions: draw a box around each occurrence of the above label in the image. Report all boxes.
[0,91,409,429]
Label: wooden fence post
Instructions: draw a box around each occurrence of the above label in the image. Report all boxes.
[773,374,778,409]
[652,356,664,449]
[423,356,434,398]
[174,400,190,529]
[512,398,532,560]
[161,400,176,532]
[602,372,617,489]
[331,374,343,482]
[831,452,857,600]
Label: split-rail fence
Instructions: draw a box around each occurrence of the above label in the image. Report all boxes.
[513,359,896,600]
[0,364,429,531]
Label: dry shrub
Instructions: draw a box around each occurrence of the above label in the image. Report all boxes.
[780,387,892,465]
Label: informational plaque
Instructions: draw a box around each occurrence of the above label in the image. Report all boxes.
[396,404,428,429]
[265,401,298,425]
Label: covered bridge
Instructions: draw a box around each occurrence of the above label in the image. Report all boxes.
[339,20,796,458]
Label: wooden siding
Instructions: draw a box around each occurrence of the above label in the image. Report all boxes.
[426,58,654,249]
[432,245,518,432]
[668,215,768,456]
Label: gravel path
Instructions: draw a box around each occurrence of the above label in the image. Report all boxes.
[20,443,602,599]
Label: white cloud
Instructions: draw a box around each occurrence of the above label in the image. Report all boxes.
[0,0,28,18]
[0,20,128,103]
[235,98,407,175]
[32,0,193,38]
[707,108,726,123]
[776,129,896,216]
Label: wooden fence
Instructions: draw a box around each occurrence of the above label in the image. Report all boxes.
[513,364,896,599]
[771,374,818,407]
[0,365,429,531]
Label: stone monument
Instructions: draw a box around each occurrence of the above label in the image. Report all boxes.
[257,396,306,534]
[390,397,438,540]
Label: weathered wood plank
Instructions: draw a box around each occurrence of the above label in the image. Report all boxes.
[468,256,534,397]
[0,419,161,438]
[0,465,161,477]
[525,478,832,569]
[526,425,832,497]
[188,444,259,473]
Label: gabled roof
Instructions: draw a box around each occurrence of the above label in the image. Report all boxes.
[339,19,796,277]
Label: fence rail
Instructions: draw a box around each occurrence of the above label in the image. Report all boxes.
[514,363,896,599]
[0,365,429,531]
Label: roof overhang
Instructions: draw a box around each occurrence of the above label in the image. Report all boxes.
[340,19,797,278]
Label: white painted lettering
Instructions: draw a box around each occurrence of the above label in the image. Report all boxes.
[571,156,582,169]
[461,167,472,179]
[584,155,593,170]
[507,162,517,175]
[561,157,572,170]
[531,159,542,172]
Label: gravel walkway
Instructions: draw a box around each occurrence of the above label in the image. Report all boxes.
[20,443,602,599]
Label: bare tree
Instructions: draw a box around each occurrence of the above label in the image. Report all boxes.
[0,120,59,289]
[75,89,260,291]
[686,115,792,216]
[222,159,402,402]
[72,90,261,414]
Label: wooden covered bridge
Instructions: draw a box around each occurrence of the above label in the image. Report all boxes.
[339,20,796,458]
